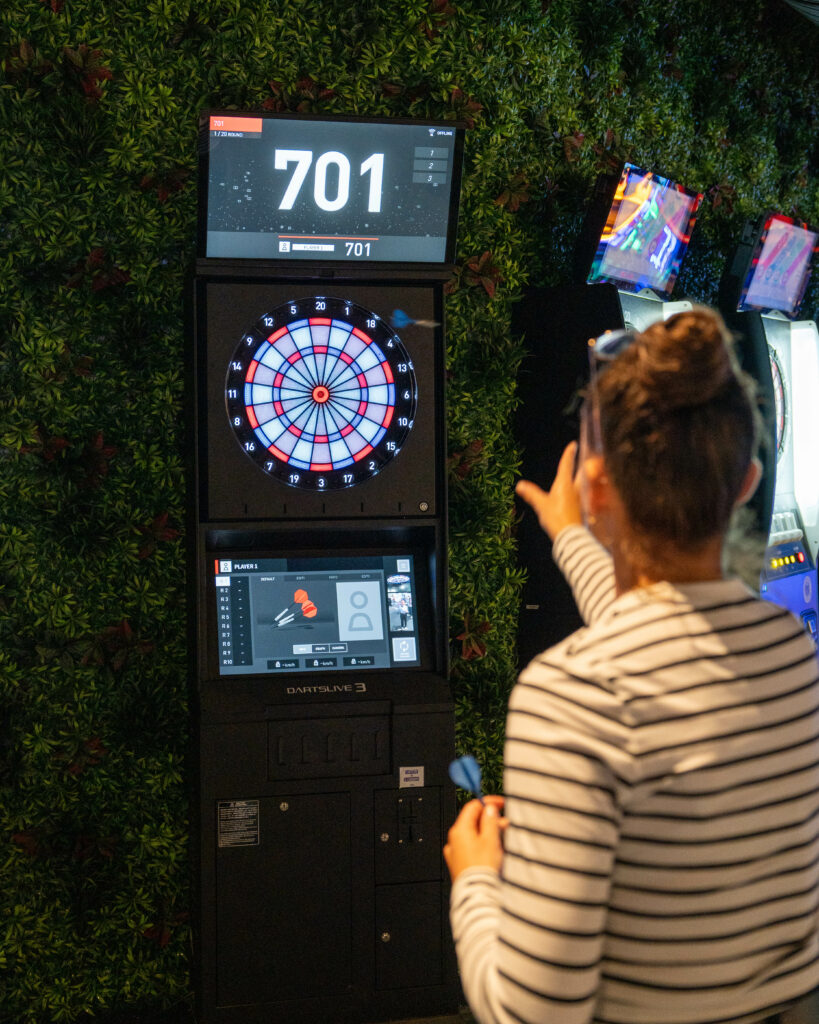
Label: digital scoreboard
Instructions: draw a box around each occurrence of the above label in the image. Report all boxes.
[199,112,463,265]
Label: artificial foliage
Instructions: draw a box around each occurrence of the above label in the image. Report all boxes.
[2,0,819,1020]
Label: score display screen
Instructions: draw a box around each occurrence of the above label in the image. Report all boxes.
[214,553,423,676]
[200,112,463,264]
[739,213,819,317]
[587,163,703,296]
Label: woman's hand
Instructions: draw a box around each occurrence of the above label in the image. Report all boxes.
[444,795,507,882]
[515,441,582,541]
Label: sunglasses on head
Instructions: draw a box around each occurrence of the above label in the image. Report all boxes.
[588,327,640,365]
[583,328,640,455]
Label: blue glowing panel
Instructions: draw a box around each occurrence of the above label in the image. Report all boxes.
[587,163,703,296]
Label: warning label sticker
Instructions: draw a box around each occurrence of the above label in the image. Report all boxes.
[217,799,260,848]
[399,766,425,788]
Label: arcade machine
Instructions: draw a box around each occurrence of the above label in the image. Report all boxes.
[514,163,704,666]
[188,111,465,1024]
[719,211,819,644]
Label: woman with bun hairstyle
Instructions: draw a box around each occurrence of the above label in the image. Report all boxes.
[445,308,819,1024]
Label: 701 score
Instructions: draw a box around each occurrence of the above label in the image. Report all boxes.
[275,149,384,213]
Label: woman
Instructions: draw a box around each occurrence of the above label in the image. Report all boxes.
[445,308,819,1024]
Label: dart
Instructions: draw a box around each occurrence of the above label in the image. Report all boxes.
[448,755,484,804]
[277,598,318,627]
[274,588,309,622]
[390,308,441,330]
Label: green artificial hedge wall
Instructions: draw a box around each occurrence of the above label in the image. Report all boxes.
[2,0,819,1020]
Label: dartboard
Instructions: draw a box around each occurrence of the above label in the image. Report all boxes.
[225,296,417,490]
[768,345,788,462]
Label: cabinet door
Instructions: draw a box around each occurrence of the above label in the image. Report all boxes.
[216,792,352,1006]
[375,882,443,990]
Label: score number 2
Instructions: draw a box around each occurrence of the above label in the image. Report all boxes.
[275,150,384,213]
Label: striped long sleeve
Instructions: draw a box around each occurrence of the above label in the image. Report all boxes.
[552,524,617,625]
[450,527,819,1024]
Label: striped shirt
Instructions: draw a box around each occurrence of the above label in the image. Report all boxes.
[450,525,819,1024]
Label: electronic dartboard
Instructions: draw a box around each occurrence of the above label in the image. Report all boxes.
[191,111,465,1024]
[225,296,416,491]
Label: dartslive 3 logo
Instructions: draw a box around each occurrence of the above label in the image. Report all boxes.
[285,682,367,696]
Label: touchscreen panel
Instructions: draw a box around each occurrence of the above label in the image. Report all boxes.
[201,112,463,265]
[214,553,422,675]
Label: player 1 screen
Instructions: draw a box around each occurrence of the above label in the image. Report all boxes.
[200,112,463,264]
[738,213,819,317]
[586,163,703,296]
[214,553,422,676]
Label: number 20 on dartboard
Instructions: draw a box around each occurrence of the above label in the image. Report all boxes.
[274,150,384,212]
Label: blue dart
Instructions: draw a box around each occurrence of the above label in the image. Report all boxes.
[390,308,441,330]
[448,755,484,804]
[391,308,414,328]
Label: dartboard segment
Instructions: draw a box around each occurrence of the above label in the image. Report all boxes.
[225,296,417,490]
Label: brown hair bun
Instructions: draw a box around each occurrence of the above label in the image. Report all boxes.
[595,305,761,547]
[632,308,740,412]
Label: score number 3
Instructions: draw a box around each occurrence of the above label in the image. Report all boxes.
[275,150,384,213]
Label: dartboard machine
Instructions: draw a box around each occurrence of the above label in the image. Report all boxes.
[719,211,819,644]
[514,163,703,667]
[188,111,464,1024]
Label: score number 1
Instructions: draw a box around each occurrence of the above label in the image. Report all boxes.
[275,150,384,213]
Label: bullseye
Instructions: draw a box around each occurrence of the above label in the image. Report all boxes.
[312,385,330,404]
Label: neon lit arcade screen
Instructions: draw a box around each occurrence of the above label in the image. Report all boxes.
[587,163,703,295]
[199,112,463,264]
[737,213,819,318]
